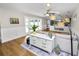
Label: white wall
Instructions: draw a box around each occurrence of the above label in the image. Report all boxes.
[0,8,45,43]
[72,7,79,36]
[0,8,26,43]
[0,25,1,42]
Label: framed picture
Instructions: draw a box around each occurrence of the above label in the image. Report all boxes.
[10,18,19,24]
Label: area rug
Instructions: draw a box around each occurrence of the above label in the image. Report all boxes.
[21,43,71,56]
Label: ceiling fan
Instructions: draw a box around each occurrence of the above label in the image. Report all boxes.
[44,8,51,16]
[44,3,60,16]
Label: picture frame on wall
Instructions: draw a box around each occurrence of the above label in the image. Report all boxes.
[10,18,19,24]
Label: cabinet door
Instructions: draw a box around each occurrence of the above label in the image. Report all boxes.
[30,36,42,48]
[46,40,54,52]
[41,39,54,53]
[56,36,71,53]
[30,36,38,46]
[56,36,78,55]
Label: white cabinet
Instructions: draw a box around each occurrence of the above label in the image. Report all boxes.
[30,33,55,53]
[55,34,78,55]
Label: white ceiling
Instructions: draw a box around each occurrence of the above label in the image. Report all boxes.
[0,3,79,17]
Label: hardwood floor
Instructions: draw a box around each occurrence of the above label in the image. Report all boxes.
[0,36,35,56]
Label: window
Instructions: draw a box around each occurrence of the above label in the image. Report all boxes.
[25,17,42,33]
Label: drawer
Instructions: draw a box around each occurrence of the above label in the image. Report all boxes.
[42,41,54,52]
[41,45,47,49]
[42,39,48,42]
[30,36,38,42]
[41,45,47,51]
[32,39,37,42]
[42,42,47,45]
[30,36,37,39]
[42,39,52,45]
[41,45,52,53]
[32,41,37,44]
[30,36,42,46]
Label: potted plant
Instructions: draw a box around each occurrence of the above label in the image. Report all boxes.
[54,44,61,55]
[32,24,38,32]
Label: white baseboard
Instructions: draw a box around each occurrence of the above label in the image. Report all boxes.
[1,35,26,43]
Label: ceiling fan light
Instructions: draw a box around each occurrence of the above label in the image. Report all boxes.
[49,15,56,20]
[47,3,50,7]
[46,14,49,16]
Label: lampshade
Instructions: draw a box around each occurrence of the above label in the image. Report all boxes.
[49,15,56,20]
[64,18,70,22]
[47,3,50,7]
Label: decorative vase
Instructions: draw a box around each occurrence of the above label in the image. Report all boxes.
[48,32,52,38]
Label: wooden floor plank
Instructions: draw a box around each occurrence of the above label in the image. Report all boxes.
[0,36,35,56]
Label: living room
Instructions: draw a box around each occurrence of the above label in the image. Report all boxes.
[0,3,79,56]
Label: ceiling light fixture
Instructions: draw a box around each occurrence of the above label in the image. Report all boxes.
[45,3,56,20]
[47,3,50,7]
[46,14,49,16]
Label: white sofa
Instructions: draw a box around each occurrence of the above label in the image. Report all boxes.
[55,33,78,55]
